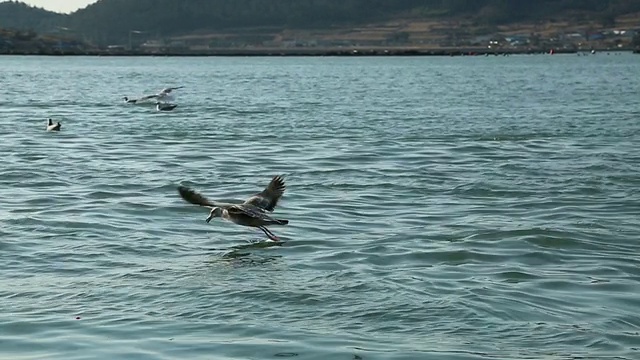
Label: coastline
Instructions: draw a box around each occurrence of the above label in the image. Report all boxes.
[1,46,637,57]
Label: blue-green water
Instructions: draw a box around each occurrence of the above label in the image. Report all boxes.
[1,54,639,359]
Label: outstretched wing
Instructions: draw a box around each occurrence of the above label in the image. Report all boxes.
[177,185,219,208]
[227,204,284,225]
[138,94,159,101]
[243,175,286,212]
[228,204,266,218]
[161,86,184,94]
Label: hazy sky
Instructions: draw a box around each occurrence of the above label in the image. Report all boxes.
[23,0,98,14]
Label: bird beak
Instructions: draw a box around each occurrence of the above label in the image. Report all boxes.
[205,215,213,223]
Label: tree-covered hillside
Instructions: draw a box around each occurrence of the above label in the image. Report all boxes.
[67,0,640,44]
[1,0,640,45]
[0,1,66,33]
[65,0,430,39]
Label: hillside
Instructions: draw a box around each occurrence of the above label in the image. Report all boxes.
[1,0,640,48]
[65,0,640,45]
[0,1,66,33]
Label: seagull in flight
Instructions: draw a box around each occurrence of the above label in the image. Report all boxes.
[123,86,184,104]
[177,175,289,241]
[152,86,183,103]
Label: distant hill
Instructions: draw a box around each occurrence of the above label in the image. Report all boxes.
[1,0,640,45]
[0,1,66,33]
[65,0,433,44]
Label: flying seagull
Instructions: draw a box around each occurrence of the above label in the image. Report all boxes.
[177,175,288,241]
[124,86,184,104]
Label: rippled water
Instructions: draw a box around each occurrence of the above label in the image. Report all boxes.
[1,54,639,359]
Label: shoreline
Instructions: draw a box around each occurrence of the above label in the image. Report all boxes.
[1,47,637,57]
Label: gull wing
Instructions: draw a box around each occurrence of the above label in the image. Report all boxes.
[229,204,267,218]
[177,185,224,208]
[227,204,283,224]
[160,86,184,94]
[243,175,286,212]
[137,94,160,102]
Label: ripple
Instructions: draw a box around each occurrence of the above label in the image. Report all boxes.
[0,55,639,360]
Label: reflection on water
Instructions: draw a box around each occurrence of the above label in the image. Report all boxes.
[200,239,286,267]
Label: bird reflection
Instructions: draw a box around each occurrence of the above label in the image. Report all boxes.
[202,238,285,267]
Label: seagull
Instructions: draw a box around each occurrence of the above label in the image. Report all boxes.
[124,86,184,104]
[46,118,61,131]
[156,102,178,111]
[154,86,183,103]
[177,175,289,241]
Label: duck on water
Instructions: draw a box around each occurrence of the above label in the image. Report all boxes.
[46,118,61,131]
[156,102,178,111]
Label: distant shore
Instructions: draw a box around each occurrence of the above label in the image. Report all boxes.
[1,47,638,57]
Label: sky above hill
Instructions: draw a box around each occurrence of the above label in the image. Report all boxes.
[22,0,97,13]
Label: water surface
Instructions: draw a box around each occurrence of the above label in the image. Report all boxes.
[1,54,639,359]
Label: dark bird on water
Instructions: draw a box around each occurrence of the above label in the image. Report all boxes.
[46,118,61,131]
[156,102,178,111]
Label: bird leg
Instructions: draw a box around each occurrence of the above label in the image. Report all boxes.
[259,226,280,241]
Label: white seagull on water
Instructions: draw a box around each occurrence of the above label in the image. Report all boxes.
[46,118,61,131]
